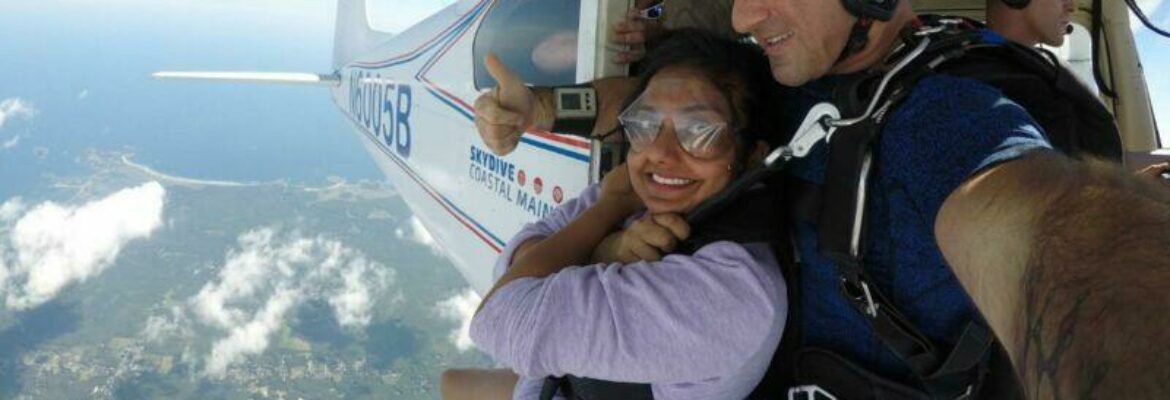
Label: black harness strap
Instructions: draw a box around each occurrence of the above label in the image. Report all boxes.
[938,42,1123,162]
[539,375,654,400]
[805,21,1011,400]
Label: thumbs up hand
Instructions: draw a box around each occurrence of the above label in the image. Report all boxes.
[474,53,553,156]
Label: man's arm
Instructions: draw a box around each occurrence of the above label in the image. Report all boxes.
[474,55,636,156]
[937,153,1170,399]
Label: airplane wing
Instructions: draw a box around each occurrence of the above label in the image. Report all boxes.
[152,72,339,86]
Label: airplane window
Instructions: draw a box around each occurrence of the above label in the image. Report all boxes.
[473,0,581,89]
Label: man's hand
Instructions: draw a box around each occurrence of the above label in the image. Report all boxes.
[473,53,553,155]
[1135,162,1170,182]
[611,10,655,64]
[594,213,690,263]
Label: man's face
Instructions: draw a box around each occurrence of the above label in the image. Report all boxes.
[731,0,856,86]
[1025,0,1075,47]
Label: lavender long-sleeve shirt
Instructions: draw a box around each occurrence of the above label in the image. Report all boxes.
[470,184,788,400]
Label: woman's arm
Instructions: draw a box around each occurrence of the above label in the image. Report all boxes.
[471,241,785,383]
[478,165,642,312]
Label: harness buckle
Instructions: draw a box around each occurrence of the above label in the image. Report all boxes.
[953,384,974,400]
[787,385,838,400]
[841,278,880,318]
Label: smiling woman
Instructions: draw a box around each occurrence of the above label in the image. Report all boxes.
[464,29,790,400]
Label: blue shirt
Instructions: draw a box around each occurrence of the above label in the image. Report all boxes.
[785,74,1051,378]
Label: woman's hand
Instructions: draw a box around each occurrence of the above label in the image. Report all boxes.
[598,164,643,215]
[594,213,690,263]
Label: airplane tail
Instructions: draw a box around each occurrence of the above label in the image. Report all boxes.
[333,0,395,70]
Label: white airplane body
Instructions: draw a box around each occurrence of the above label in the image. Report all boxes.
[160,0,630,294]
[156,0,1165,297]
[334,0,596,293]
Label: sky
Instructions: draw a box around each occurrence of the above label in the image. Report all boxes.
[1133,0,1170,140]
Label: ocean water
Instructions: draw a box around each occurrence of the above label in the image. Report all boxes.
[0,0,381,199]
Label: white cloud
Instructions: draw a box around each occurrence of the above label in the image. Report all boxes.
[0,98,36,130]
[2,135,19,150]
[0,182,166,310]
[188,228,393,377]
[329,259,386,327]
[436,288,482,352]
[0,198,25,223]
[395,215,443,255]
[77,89,89,100]
[142,305,193,342]
[206,287,301,376]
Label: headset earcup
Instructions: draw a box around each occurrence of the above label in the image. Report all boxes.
[839,0,899,21]
[1002,0,1031,10]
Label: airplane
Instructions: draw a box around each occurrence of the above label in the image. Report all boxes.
[154,0,1167,299]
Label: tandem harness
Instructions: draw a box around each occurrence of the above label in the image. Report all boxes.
[782,18,1029,400]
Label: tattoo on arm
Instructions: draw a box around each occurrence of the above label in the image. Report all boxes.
[1020,158,1170,399]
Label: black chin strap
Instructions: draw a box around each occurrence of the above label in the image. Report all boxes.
[836,17,875,64]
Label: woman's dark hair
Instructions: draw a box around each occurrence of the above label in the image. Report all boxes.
[621,28,787,159]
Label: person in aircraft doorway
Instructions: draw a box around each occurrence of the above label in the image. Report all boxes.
[987,0,1170,179]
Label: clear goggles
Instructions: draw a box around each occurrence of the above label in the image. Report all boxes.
[617,88,732,159]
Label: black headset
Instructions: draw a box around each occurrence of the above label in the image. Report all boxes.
[839,0,900,21]
[1001,0,1031,9]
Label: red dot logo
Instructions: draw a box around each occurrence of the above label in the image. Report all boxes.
[553,186,564,204]
[533,177,544,195]
[517,170,527,186]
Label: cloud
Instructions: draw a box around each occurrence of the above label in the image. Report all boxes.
[435,288,482,352]
[142,305,193,342]
[0,182,166,310]
[205,287,301,375]
[0,98,36,130]
[77,90,89,100]
[2,135,19,150]
[395,215,443,255]
[0,198,25,223]
[187,228,394,377]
